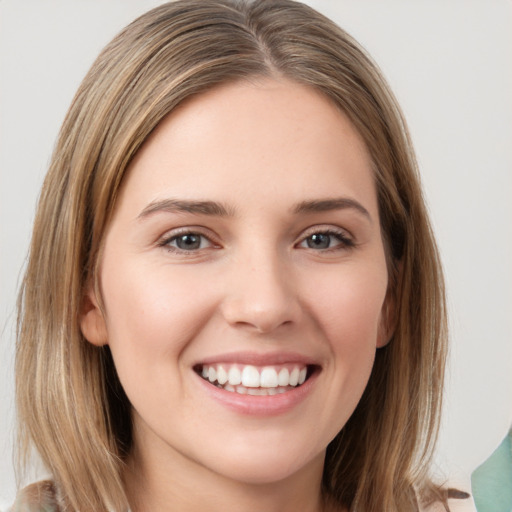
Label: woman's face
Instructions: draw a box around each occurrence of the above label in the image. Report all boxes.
[82,78,391,485]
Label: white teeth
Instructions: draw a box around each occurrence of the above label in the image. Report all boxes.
[199,363,310,391]
[230,385,293,395]
[289,367,300,386]
[216,366,228,385]
[278,368,290,386]
[247,388,266,396]
[228,366,241,386]
[241,365,260,387]
[260,367,278,388]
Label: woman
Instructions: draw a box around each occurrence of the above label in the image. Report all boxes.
[13,1,469,510]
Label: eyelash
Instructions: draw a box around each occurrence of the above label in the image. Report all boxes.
[158,226,355,255]
[296,228,355,252]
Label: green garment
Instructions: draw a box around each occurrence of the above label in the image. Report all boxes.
[471,430,512,512]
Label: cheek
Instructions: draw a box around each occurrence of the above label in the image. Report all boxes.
[292,266,387,444]
[99,259,225,423]
[307,264,386,402]
[100,258,219,370]
[308,265,387,349]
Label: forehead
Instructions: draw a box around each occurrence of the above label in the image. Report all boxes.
[117,78,377,220]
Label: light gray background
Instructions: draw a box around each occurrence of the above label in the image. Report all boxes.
[1,0,511,508]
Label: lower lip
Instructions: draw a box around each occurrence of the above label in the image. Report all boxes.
[194,370,318,416]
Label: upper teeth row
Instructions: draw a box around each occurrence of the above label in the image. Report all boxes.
[201,364,307,388]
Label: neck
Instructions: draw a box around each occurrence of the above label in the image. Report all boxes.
[123,424,337,512]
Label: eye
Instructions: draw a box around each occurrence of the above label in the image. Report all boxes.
[161,231,215,253]
[297,229,354,251]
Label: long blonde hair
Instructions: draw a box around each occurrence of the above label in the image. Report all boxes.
[16,1,447,510]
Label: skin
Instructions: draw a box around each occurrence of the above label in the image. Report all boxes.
[81,78,393,512]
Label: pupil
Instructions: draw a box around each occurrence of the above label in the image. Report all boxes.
[308,234,330,249]
[177,234,200,250]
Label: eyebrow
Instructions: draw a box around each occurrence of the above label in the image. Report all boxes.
[137,198,234,220]
[293,197,371,221]
[137,196,371,221]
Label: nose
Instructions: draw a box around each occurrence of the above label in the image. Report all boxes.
[220,250,301,334]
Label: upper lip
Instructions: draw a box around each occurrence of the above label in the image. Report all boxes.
[194,351,321,367]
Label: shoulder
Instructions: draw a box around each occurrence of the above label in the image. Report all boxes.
[9,480,61,512]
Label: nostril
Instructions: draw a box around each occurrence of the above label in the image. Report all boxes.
[219,278,301,334]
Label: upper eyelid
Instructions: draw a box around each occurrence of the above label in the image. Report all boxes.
[159,226,216,240]
[297,224,354,240]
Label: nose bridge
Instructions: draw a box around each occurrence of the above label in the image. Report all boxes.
[221,241,298,333]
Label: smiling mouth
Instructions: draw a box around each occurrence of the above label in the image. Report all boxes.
[194,363,317,396]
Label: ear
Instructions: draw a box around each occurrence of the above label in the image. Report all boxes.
[376,289,396,348]
[80,285,108,346]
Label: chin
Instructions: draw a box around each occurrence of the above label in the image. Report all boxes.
[193,435,326,486]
